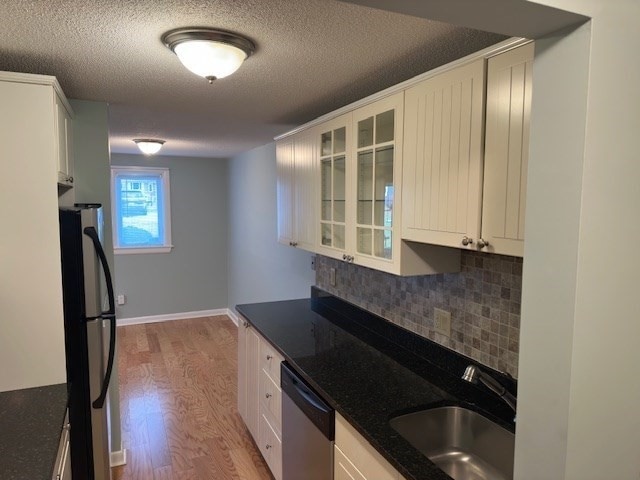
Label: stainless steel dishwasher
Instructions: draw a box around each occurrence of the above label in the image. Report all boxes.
[281,362,335,480]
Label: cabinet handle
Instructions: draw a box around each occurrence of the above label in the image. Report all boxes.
[67,176,74,183]
[462,236,474,246]
[477,238,490,249]
[243,320,249,328]
[265,392,272,399]
[291,241,298,247]
[266,444,272,450]
[266,354,272,360]
[342,254,347,260]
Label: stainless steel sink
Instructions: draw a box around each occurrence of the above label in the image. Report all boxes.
[389,406,514,480]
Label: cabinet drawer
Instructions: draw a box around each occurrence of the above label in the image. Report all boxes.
[259,338,284,384]
[259,368,282,432]
[335,413,397,480]
[259,413,282,480]
[334,445,366,480]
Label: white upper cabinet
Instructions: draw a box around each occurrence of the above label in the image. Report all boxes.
[480,43,534,257]
[402,59,486,249]
[276,127,317,252]
[309,96,460,276]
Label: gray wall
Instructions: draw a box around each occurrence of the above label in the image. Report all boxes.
[227,142,315,312]
[70,99,121,454]
[111,153,228,318]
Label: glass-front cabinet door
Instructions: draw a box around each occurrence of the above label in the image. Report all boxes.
[352,92,403,268]
[317,114,351,259]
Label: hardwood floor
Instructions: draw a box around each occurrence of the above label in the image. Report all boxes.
[112,316,273,480]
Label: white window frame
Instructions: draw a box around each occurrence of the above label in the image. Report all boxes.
[111,166,173,255]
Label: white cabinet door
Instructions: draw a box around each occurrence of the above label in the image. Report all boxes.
[238,318,261,436]
[481,43,534,257]
[276,138,295,246]
[402,59,486,249]
[335,413,400,480]
[317,113,352,260]
[55,93,74,187]
[276,128,317,252]
[351,92,404,273]
[293,127,318,252]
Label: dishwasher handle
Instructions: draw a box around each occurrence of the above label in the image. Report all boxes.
[281,362,334,440]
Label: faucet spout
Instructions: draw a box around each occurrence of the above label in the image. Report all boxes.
[462,365,517,413]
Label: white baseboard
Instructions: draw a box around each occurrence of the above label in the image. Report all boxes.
[226,308,239,327]
[110,448,127,467]
[118,308,230,326]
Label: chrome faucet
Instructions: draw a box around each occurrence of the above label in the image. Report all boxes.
[462,365,517,413]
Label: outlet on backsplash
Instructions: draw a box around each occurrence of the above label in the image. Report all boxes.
[434,308,451,337]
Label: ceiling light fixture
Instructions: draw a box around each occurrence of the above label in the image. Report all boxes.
[133,139,165,155]
[162,28,255,84]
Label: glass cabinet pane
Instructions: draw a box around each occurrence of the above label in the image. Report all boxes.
[374,229,392,259]
[334,225,345,250]
[321,223,332,246]
[375,110,394,143]
[357,117,374,148]
[357,151,373,225]
[333,156,345,222]
[321,131,332,156]
[321,159,332,221]
[357,227,372,255]
[333,127,346,154]
[374,146,394,227]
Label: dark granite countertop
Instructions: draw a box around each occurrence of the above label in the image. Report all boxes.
[0,383,68,480]
[236,287,516,480]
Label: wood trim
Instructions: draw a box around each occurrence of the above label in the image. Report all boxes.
[117,308,229,326]
[274,37,531,140]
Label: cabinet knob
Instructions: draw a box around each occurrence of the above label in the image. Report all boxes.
[266,354,272,360]
[243,320,249,328]
[266,444,272,450]
[477,238,490,249]
[342,254,347,260]
[348,255,354,263]
[462,236,474,246]
[68,176,74,183]
[265,392,272,399]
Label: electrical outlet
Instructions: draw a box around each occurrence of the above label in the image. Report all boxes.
[434,308,451,337]
[330,268,336,286]
[117,294,126,306]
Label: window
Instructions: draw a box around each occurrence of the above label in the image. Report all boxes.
[111,167,172,254]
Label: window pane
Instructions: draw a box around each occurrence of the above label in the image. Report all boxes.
[333,156,345,223]
[321,159,332,221]
[333,127,346,154]
[116,174,163,247]
[357,151,373,225]
[357,117,374,148]
[374,229,393,259]
[374,146,394,227]
[321,131,332,157]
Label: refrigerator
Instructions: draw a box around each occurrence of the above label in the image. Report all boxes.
[59,205,116,480]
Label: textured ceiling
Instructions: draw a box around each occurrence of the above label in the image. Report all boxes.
[0,0,506,158]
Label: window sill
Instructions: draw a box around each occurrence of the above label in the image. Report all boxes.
[114,246,173,255]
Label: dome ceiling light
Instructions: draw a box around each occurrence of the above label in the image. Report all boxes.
[162,28,255,84]
[133,139,165,155]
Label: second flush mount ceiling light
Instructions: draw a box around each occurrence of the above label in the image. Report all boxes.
[162,28,255,84]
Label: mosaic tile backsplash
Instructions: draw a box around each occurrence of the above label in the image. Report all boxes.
[315,251,522,377]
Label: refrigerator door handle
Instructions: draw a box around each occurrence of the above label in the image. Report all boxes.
[83,226,117,409]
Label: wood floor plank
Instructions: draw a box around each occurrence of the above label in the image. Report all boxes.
[115,316,272,479]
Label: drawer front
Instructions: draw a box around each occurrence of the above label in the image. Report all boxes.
[335,413,398,480]
[260,337,284,384]
[259,413,282,480]
[335,445,366,480]
[259,368,282,431]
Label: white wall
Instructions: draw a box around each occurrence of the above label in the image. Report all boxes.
[111,153,229,319]
[71,99,123,456]
[227,142,315,312]
[518,1,640,479]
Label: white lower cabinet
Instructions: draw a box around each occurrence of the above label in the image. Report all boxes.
[334,413,406,480]
[238,315,284,480]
